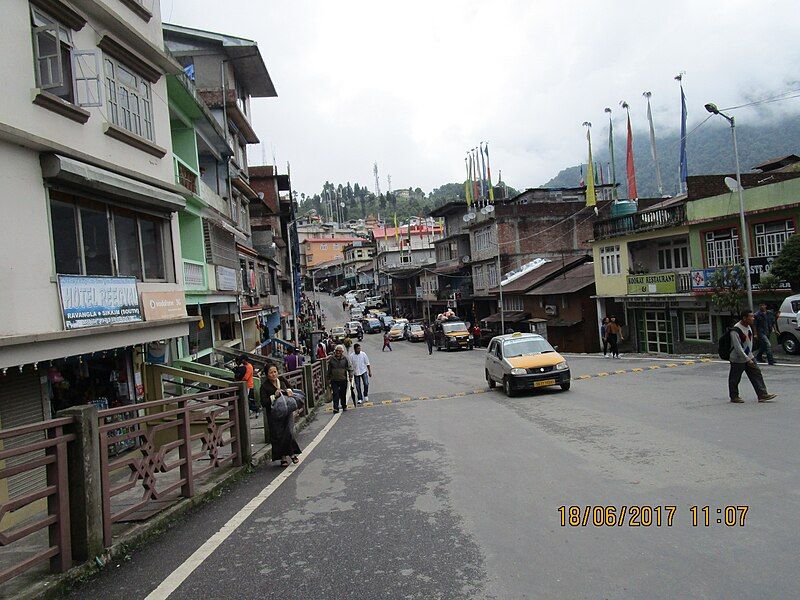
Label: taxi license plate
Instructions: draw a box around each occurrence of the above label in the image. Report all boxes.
[534,379,556,388]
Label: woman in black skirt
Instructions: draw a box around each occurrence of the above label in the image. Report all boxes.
[260,365,302,467]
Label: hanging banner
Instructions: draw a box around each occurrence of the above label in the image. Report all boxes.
[58,275,142,329]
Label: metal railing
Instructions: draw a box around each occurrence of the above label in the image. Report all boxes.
[283,368,306,416]
[174,156,198,194]
[593,204,686,240]
[97,388,241,546]
[183,259,206,290]
[0,417,75,583]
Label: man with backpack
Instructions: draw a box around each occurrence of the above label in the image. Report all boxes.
[724,309,778,404]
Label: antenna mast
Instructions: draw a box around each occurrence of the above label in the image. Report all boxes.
[373,162,381,197]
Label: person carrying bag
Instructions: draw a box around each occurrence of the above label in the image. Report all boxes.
[260,365,303,467]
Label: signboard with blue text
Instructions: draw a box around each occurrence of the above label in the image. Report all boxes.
[691,257,790,292]
[58,275,142,329]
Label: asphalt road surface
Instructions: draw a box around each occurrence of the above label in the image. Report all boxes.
[65,293,800,599]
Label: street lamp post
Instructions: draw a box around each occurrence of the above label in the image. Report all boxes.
[705,103,754,310]
[496,225,505,334]
[286,218,300,346]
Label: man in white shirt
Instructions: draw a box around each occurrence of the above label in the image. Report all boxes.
[349,343,372,405]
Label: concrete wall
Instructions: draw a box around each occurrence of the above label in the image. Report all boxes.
[686,176,800,222]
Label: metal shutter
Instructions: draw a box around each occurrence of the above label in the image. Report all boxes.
[0,370,46,500]
[203,222,238,269]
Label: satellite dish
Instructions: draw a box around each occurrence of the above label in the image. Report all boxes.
[482,205,495,214]
[724,177,741,192]
[462,214,470,222]
[461,255,471,263]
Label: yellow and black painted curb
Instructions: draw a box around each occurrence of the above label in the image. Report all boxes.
[323,359,714,412]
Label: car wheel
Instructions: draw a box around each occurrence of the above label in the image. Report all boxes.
[486,370,495,388]
[503,377,515,397]
[781,334,799,355]
[560,381,571,391]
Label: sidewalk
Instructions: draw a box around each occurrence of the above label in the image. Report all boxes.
[1,407,318,600]
[564,348,800,366]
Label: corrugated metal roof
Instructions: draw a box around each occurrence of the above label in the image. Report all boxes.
[525,263,596,295]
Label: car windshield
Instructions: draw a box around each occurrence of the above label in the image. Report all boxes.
[390,326,404,332]
[442,322,468,333]
[331,327,345,334]
[502,338,554,358]
[368,319,380,325]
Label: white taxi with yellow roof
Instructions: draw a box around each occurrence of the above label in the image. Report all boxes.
[485,332,571,396]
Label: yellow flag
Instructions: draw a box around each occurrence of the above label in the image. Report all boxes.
[394,213,399,243]
[586,129,597,207]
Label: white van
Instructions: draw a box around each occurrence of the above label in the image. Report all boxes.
[776,294,800,354]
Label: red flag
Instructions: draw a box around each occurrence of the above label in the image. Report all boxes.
[625,110,638,199]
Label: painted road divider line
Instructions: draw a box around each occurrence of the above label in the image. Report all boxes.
[614,370,627,374]
[649,365,660,370]
[145,412,342,600]
[597,372,609,377]
[666,363,678,368]
[632,368,644,372]
[381,400,393,406]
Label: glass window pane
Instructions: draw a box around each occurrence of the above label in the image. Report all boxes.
[114,212,142,279]
[80,205,112,275]
[51,200,81,274]
[140,218,165,279]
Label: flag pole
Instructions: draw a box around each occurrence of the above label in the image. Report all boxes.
[676,72,688,195]
[604,107,618,201]
[620,101,638,200]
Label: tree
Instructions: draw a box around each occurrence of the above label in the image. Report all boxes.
[770,234,800,292]
[708,265,746,318]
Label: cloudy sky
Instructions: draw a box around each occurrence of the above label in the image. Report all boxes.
[164,0,800,196]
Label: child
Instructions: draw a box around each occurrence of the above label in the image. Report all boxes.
[382,332,392,352]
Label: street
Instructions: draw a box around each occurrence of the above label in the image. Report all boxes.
[64,293,800,599]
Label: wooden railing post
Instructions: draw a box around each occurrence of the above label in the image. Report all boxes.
[177,397,194,498]
[235,382,253,465]
[57,405,103,563]
[302,364,314,409]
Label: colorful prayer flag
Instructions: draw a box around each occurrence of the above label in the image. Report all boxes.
[585,126,596,207]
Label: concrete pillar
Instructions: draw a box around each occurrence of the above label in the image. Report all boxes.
[57,405,103,562]
[235,381,252,465]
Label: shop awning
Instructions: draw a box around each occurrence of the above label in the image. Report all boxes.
[40,153,185,212]
[481,311,528,324]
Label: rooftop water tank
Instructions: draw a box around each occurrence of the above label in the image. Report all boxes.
[611,199,638,217]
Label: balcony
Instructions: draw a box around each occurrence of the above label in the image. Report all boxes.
[174,156,198,194]
[183,259,207,290]
[199,178,230,216]
[593,204,686,241]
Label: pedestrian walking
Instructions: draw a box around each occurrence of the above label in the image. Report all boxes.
[284,347,304,372]
[382,332,392,352]
[605,316,623,358]
[600,317,610,357]
[326,336,335,354]
[327,345,352,413]
[754,303,777,365]
[233,355,258,416]
[424,324,434,355]
[349,343,371,405]
[728,309,778,403]
[260,365,302,467]
[316,340,328,360]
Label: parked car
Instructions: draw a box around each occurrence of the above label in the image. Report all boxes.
[434,317,473,351]
[345,321,364,341]
[365,295,384,309]
[776,293,800,354]
[380,316,395,331]
[333,285,350,296]
[405,323,426,342]
[364,318,383,333]
[330,326,347,343]
[387,323,407,341]
[485,332,571,396]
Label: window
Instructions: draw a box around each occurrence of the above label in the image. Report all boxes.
[104,56,153,140]
[333,243,340,249]
[474,226,492,252]
[49,191,170,281]
[705,228,740,267]
[474,265,484,288]
[400,254,412,264]
[754,220,794,257]
[600,245,621,275]
[487,263,498,286]
[503,296,523,311]
[657,240,689,270]
[320,244,328,250]
[683,311,711,341]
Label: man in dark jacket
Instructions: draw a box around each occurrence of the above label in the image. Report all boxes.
[424,324,435,355]
[327,345,352,413]
[754,303,777,365]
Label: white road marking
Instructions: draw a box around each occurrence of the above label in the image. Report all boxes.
[145,412,341,600]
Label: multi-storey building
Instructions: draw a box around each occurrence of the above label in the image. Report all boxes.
[468,186,614,320]
[0,0,193,442]
[429,201,473,322]
[342,241,376,289]
[591,161,799,355]
[163,24,277,354]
